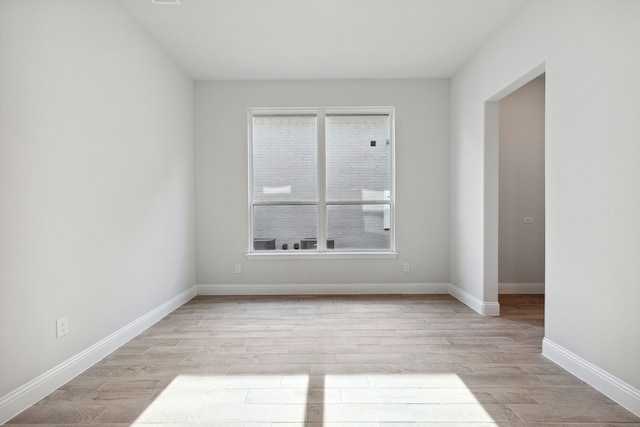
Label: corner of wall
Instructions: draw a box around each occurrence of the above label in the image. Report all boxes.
[448,283,500,316]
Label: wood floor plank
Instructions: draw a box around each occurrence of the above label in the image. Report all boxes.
[6,294,640,425]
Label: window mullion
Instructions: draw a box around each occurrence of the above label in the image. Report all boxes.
[248,112,255,253]
[317,112,327,252]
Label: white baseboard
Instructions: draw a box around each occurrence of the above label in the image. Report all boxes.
[197,282,450,295]
[448,283,500,316]
[0,286,197,425]
[499,282,545,294]
[198,283,501,317]
[543,338,640,417]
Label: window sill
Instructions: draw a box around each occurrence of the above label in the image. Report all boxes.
[245,251,399,260]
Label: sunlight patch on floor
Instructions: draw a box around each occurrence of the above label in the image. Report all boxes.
[132,374,308,424]
[131,373,502,425]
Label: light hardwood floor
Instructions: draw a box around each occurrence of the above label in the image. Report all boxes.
[6,294,640,426]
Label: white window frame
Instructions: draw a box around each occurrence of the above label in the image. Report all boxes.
[247,106,397,259]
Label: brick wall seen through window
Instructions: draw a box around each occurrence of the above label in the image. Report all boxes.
[250,109,394,253]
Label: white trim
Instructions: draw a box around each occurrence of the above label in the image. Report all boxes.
[542,338,640,417]
[0,286,197,425]
[499,282,545,294]
[247,106,396,255]
[197,283,449,295]
[246,251,399,260]
[448,283,500,316]
[481,301,501,316]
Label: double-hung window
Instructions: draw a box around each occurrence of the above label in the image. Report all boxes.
[249,107,394,254]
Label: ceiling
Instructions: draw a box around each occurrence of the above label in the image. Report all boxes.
[116,0,525,80]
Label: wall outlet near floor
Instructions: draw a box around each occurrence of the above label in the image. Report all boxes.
[524,217,534,224]
[234,264,241,274]
[403,262,410,273]
[56,317,68,338]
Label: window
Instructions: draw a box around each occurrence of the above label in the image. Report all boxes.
[249,108,394,254]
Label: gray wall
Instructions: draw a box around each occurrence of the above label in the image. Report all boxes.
[499,75,545,285]
[0,0,195,397]
[450,0,640,392]
[195,79,449,285]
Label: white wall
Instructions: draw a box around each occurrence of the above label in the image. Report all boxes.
[451,0,640,394]
[195,80,449,286]
[0,0,195,398]
[499,75,545,286]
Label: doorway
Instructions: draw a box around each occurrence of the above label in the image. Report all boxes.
[483,65,546,315]
[498,74,546,295]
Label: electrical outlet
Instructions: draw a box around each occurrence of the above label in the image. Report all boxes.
[234,264,241,274]
[403,262,410,273]
[524,217,534,224]
[56,317,68,338]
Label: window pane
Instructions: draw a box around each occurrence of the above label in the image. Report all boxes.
[252,115,317,202]
[327,204,391,251]
[326,114,391,201]
[253,205,318,251]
